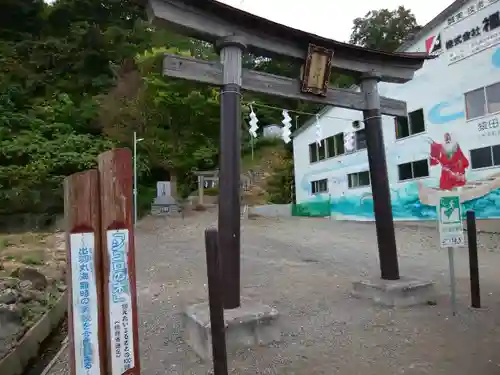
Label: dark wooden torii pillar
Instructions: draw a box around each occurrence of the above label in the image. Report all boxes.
[146,0,431,309]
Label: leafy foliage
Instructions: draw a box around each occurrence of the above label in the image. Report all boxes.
[350,6,422,52]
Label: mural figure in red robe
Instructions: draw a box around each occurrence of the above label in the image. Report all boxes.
[429,132,469,190]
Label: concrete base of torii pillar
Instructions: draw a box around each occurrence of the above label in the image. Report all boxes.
[182,298,281,361]
[352,277,436,307]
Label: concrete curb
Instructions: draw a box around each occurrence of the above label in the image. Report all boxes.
[40,336,68,375]
[0,291,68,375]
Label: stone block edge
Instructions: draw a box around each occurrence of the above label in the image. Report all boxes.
[0,291,68,375]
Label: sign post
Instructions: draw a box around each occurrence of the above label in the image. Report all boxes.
[437,195,465,316]
[98,149,141,375]
[64,170,107,375]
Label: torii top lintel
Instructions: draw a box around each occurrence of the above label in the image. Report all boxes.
[145,0,433,83]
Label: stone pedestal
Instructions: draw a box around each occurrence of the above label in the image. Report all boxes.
[182,299,280,360]
[352,277,436,307]
[150,195,180,216]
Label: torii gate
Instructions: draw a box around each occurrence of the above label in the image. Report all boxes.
[146,0,430,309]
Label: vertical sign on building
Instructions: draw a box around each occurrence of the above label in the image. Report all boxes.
[107,229,135,375]
[70,232,102,375]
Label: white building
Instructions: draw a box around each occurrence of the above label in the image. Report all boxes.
[292,0,500,222]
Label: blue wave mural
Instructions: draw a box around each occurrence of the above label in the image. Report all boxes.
[428,99,465,124]
[309,182,500,220]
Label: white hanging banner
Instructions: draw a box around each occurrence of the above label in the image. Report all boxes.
[315,115,322,145]
[281,109,292,143]
[107,229,135,375]
[248,104,259,138]
[70,232,101,375]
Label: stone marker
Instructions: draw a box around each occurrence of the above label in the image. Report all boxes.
[150,194,179,216]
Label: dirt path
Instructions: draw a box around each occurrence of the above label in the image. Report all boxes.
[49,210,500,374]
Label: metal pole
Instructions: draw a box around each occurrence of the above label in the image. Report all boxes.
[216,36,246,309]
[329,193,332,220]
[466,210,481,308]
[133,131,138,226]
[448,246,457,316]
[251,135,254,161]
[360,73,400,280]
[204,228,229,375]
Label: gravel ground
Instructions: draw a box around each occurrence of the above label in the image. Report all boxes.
[48,209,500,374]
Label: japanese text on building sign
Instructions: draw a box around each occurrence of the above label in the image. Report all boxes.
[107,230,134,375]
[477,116,500,137]
[446,7,500,64]
[447,0,498,27]
[70,232,101,375]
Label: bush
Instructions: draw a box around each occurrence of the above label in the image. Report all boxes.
[204,187,219,196]
[137,185,156,218]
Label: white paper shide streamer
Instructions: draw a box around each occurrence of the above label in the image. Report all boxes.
[343,132,356,152]
[315,114,322,145]
[248,105,259,138]
[281,110,292,143]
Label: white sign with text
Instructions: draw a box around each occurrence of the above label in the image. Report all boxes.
[437,196,465,248]
[70,232,101,375]
[107,229,135,375]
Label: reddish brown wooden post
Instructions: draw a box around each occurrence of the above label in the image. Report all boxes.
[98,148,140,375]
[64,170,107,375]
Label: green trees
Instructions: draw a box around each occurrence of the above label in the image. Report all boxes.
[350,6,422,52]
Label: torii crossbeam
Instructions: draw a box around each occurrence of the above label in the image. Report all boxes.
[146,0,431,310]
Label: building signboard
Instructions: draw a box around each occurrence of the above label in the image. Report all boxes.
[445,5,500,64]
[446,0,498,28]
[477,115,500,137]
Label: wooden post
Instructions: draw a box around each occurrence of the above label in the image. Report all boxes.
[64,170,107,375]
[204,228,229,375]
[98,148,141,375]
[215,36,246,309]
[466,210,481,308]
[360,73,400,280]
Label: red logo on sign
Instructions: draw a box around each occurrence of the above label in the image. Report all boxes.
[425,34,442,55]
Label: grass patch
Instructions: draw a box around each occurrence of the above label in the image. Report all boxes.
[21,255,44,265]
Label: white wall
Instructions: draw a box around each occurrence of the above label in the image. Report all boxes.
[293,0,500,220]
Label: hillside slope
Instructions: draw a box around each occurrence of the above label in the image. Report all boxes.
[241,141,291,206]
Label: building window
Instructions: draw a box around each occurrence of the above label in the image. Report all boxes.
[395,109,426,139]
[309,141,326,162]
[318,140,326,161]
[397,159,429,181]
[355,129,367,150]
[347,171,370,188]
[310,133,345,163]
[465,82,500,120]
[325,133,345,157]
[309,143,318,163]
[311,178,328,194]
[486,82,500,113]
[470,144,500,169]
